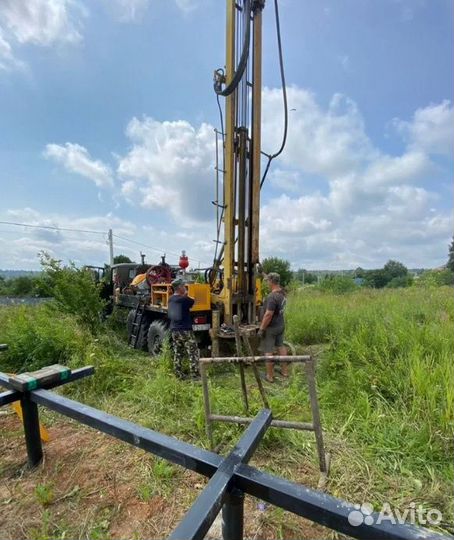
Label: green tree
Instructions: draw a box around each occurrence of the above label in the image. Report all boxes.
[261,257,293,287]
[383,260,408,279]
[364,269,390,289]
[294,268,317,284]
[447,237,454,272]
[354,267,366,278]
[113,254,132,264]
[10,276,34,296]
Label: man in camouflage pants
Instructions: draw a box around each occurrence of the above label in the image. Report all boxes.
[168,278,200,379]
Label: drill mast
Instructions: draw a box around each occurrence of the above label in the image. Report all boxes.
[213,0,265,325]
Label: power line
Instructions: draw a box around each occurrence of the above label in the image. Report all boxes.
[0,221,209,267]
[0,220,106,235]
[112,234,208,265]
[112,234,180,257]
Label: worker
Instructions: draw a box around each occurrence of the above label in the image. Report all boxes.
[168,278,200,380]
[257,272,288,383]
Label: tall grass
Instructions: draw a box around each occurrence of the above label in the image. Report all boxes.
[1,286,453,529]
[286,286,454,472]
[0,305,90,373]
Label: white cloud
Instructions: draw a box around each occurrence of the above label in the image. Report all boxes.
[111,87,452,268]
[269,168,302,193]
[109,0,198,22]
[0,28,21,71]
[0,0,84,46]
[44,143,114,188]
[262,87,377,177]
[117,117,215,222]
[258,87,452,268]
[0,208,213,270]
[0,208,137,269]
[0,0,85,73]
[108,0,150,22]
[175,0,198,12]
[28,85,453,270]
[393,100,454,156]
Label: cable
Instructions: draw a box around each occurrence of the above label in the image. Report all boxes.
[0,220,105,235]
[214,0,251,97]
[260,0,288,189]
[112,234,180,257]
[113,234,210,268]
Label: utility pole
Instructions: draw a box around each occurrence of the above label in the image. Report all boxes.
[108,229,114,266]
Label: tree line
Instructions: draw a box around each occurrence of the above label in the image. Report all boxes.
[262,236,454,290]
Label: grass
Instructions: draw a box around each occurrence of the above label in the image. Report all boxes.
[0,287,453,538]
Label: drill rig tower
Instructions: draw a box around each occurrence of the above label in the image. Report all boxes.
[212,0,265,326]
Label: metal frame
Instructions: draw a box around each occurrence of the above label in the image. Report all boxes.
[0,365,447,540]
[200,355,329,478]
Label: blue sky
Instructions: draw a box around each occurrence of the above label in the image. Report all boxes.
[0,0,452,270]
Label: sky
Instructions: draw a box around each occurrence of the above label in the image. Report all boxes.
[0,0,452,271]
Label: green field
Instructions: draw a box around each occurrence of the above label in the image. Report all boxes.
[0,286,453,538]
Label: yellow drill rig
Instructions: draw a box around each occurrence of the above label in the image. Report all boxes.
[113,0,287,356]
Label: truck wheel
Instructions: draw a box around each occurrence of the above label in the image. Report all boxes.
[147,321,167,357]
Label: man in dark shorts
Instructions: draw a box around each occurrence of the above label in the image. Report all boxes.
[168,278,200,379]
[257,272,288,383]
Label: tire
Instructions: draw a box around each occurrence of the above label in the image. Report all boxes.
[147,320,168,357]
[127,310,150,351]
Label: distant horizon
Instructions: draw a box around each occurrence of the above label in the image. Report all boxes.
[0,264,440,277]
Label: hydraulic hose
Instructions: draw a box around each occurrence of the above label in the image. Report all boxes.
[214,0,252,97]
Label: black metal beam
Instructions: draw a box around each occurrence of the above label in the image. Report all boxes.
[234,463,443,540]
[0,389,20,407]
[169,409,272,540]
[0,366,94,406]
[26,389,447,540]
[20,393,43,467]
[30,389,221,477]
[222,489,245,540]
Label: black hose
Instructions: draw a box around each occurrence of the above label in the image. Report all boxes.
[214,0,252,97]
[260,0,288,188]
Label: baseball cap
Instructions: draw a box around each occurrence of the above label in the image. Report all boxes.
[171,278,186,288]
[265,272,280,284]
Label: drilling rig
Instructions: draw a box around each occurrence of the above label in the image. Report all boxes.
[112,0,286,355]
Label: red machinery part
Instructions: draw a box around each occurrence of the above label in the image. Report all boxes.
[179,251,189,270]
[146,265,172,286]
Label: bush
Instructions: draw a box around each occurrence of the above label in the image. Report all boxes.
[417,269,454,287]
[318,275,358,294]
[386,275,413,288]
[38,252,106,333]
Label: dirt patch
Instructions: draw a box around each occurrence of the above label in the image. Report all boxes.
[0,411,332,539]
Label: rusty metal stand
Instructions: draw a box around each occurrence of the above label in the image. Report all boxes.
[200,353,330,482]
[232,316,269,410]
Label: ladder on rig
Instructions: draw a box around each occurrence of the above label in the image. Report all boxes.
[128,302,145,349]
